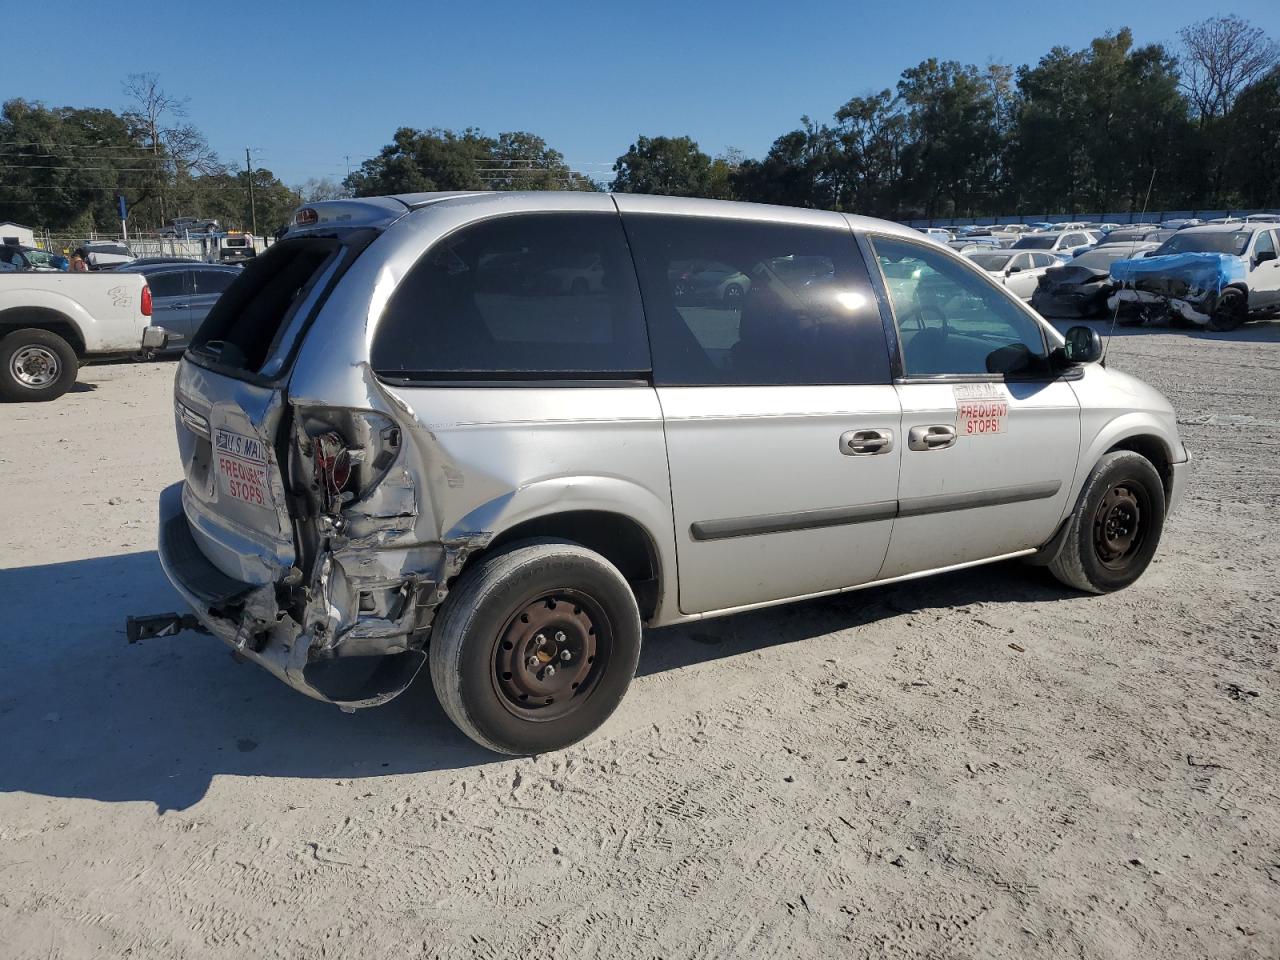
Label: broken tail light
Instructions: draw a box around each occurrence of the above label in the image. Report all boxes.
[297,409,402,515]
[313,431,353,501]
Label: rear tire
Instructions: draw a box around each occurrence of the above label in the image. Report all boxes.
[429,539,642,755]
[0,328,79,402]
[1048,451,1166,594]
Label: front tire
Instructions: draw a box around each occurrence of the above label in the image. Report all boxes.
[429,540,642,755]
[1208,288,1246,332]
[0,328,79,402]
[1048,451,1166,594]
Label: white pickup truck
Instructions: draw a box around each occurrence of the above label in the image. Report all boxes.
[0,271,156,401]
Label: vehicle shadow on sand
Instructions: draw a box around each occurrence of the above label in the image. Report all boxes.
[0,550,1070,811]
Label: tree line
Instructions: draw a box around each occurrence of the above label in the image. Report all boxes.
[2,15,1275,236]
[0,74,300,236]
[348,16,1279,219]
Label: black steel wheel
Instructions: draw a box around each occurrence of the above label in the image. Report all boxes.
[1208,288,1247,332]
[491,591,611,721]
[1091,482,1149,571]
[429,539,642,754]
[1048,451,1166,594]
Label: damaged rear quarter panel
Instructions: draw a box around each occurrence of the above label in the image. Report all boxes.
[284,199,681,657]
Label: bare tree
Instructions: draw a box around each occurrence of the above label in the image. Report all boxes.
[122,73,221,222]
[1179,15,1279,122]
[297,176,352,202]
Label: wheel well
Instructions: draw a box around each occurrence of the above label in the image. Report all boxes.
[0,308,85,357]
[1106,435,1173,498]
[484,510,661,620]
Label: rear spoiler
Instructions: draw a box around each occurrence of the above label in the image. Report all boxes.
[286,192,487,239]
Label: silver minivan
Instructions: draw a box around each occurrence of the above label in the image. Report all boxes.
[143,192,1188,754]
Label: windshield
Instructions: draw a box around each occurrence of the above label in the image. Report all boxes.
[1153,231,1250,257]
[1013,236,1056,249]
[968,253,1013,271]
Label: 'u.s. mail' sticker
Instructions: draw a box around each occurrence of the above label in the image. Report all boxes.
[953,383,1009,436]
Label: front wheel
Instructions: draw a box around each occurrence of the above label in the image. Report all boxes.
[0,328,79,402]
[429,540,642,754]
[1208,288,1246,332]
[1048,451,1166,594]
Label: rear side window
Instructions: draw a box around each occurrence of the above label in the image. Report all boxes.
[148,271,186,298]
[623,214,889,385]
[373,213,650,380]
[190,237,338,374]
[195,270,236,295]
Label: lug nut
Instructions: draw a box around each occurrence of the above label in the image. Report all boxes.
[527,656,540,669]
[542,664,556,679]
[555,631,566,643]
[560,649,572,662]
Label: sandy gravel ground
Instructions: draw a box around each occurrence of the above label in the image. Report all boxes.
[1,322,1277,959]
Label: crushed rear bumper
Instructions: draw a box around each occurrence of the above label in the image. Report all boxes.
[155,482,424,709]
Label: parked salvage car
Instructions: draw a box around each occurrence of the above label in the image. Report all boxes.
[964,249,1057,301]
[112,262,241,352]
[1012,229,1099,261]
[81,241,135,271]
[1109,224,1280,330]
[948,240,996,256]
[670,259,751,302]
[160,217,220,238]
[1031,244,1160,318]
[134,192,1188,755]
[1097,228,1175,248]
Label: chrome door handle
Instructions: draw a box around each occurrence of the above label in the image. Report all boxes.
[840,428,894,456]
[908,425,957,451]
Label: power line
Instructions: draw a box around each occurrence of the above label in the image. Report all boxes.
[0,163,161,172]
[0,140,158,151]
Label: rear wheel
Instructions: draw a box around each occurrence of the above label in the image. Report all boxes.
[0,328,79,402]
[429,540,642,754]
[1048,451,1166,593]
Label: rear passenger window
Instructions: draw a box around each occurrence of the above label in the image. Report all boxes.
[195,270,236,295]
[373,213,649,379]
[623,215,889,385]
[148,271,185,298]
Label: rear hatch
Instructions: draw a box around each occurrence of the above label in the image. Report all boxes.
[173,236,355,585]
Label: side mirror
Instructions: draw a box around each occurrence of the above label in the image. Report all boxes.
[1256,249,1277,265]
[1007,265,1021,274]
[986,342,1035,375]
[1062,325,1103,364]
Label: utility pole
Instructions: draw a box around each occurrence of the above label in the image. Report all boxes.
[245,147,259,237]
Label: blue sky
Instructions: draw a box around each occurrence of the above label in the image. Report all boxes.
[4,0,1276,187]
